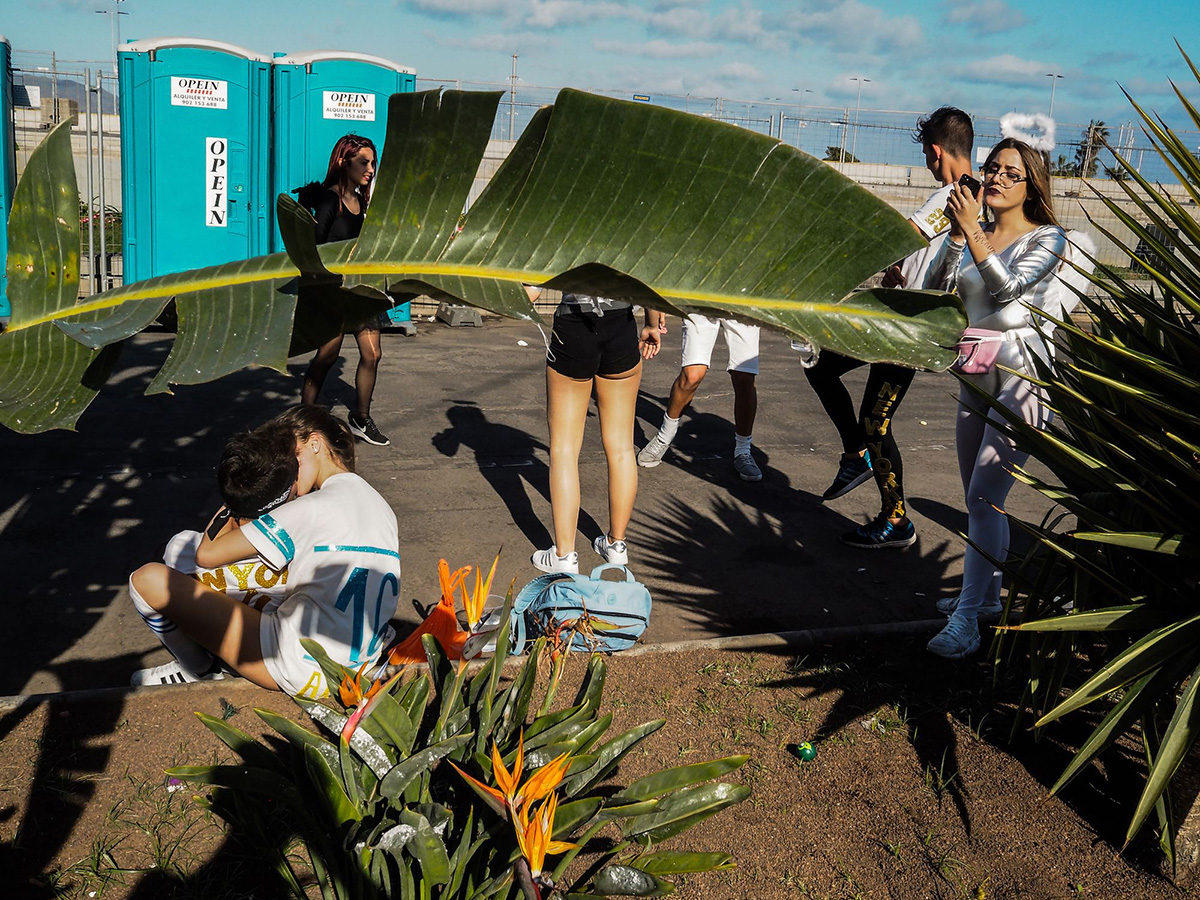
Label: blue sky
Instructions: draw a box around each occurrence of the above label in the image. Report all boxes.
[7,0,1200,129]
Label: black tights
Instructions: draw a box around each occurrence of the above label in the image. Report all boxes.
[301,327,382,419]
[804,351,915,518]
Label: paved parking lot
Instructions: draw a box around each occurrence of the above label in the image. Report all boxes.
[0,316,1058,696]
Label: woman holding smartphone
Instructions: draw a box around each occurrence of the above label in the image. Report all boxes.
[923,137,1068,659]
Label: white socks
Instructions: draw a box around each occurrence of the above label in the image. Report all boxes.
[658,413,681,443]
[128,576,217,677]
[734,433,753,456]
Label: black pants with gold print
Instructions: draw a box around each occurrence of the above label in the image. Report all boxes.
[804,351,916,519]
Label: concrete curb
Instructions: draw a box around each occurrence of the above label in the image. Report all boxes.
[0,618,949,712]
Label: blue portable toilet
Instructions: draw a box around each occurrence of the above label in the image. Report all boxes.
[118,38,271,284]
[270,50,415,323]
[0,36,16,322]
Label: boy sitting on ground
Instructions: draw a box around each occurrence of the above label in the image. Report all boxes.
[132,423,298,685]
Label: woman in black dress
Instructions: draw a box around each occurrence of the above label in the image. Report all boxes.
[299,134,390,446]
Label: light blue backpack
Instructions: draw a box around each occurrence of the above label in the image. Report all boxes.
[510,564,652,655]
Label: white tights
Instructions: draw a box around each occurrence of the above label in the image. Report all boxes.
[955,374,1049,616]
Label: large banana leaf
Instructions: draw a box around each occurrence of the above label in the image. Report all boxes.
[0,88,963,433]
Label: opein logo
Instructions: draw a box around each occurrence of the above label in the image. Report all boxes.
[205,137,228,228]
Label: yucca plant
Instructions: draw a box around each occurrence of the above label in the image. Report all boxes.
[167,583,748,898]
[985,43,1200,864]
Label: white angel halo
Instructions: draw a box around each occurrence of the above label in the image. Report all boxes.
[999,112,1056,153]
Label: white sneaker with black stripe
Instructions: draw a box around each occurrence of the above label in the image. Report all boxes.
[131,660,226,687]
[593,534,629,565]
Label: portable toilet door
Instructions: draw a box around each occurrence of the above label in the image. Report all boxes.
[269,50,415,255]
[118,38,271,284]
[0,36,15,322]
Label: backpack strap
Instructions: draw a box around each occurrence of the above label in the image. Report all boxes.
[510,572,579,656]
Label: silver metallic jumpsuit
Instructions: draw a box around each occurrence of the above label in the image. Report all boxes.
[925,222,1068,618]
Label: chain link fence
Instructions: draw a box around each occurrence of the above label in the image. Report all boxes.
[7,56,1196,299]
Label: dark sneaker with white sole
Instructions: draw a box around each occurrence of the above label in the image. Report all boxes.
[349,414,390,446]
[821,451,872,501]
[840,515,916,549]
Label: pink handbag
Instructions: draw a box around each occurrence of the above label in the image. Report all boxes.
[952,328,1005,374]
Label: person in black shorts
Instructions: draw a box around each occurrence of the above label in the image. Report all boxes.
[298,134,390,447]
[531,293,661,573]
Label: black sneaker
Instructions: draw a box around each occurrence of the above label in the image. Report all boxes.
[821,450,872,501]
[349,414,390,446]
[840,515,916,549]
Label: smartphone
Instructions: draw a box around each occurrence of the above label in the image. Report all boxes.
[958,173,983,195]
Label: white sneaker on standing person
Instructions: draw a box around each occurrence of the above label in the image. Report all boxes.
[638,312,762,482]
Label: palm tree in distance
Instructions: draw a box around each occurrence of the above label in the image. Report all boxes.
[1073,120,1110,178]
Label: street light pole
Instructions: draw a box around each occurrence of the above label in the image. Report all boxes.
[1046,72,1063,118]
[850,76,870,162]
[508,53,518,141]
[95,0,128,78]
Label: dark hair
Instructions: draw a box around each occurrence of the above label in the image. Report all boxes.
[294,134,377,215]
[273,405,357,472]
[218,423,299,520]
[913,107,974,160]
[983,137,1060,227]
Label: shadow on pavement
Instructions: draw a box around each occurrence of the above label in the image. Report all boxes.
[0,336,297,696]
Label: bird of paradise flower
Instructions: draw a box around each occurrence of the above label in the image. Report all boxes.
[451,733,577,895]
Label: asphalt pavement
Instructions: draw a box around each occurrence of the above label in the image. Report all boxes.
[0,316,1058,696]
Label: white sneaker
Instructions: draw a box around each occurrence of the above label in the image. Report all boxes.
[936,595,1004,618]
[131,660,226,687]
[733,452,762,482]
[926,612,981,659]
[637,432,672,468]
[531,546,579,574]
[593,534,629,565]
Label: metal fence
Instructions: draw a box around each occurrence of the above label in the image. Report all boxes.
[8,54,1197,299]
[11,51,120,294]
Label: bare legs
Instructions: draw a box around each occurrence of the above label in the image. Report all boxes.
[594,368,641,542]
[730,369,758,437]
[130,563,280,690]
[301,326,382,419]
[665,364,709,418]
[663,365,757,436]
[545,363,642,554]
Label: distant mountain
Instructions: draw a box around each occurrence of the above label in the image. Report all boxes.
[14,73,118,114]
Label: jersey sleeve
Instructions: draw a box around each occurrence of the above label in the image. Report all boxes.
[245,511,298,572]
[909,184,953,240]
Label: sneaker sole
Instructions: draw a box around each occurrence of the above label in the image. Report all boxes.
[350,428,391,446]
[927,636,981,659]
[530,554,579,575]
[839,534,916,550]
[637,455,664,468]
[937,600,1004,618]
[736,468,763,483]
[822,468,874,501]
[592,537,629,565]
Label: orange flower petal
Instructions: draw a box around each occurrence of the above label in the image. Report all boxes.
[520,752,571,807]
[449,761,508,818]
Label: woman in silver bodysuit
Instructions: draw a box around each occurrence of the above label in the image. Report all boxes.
[923,137,1068,659]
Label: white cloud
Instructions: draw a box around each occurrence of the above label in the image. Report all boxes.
[525,0,634,28]
[961,54,1053,86]
[784,1,923,52]
[942,0,1029,35]
[408,0,509,13]
[715,61,765,82]
[463,32,553,52]
[593,38,722,59]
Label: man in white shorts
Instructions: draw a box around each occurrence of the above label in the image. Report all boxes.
[637,312,762,481]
